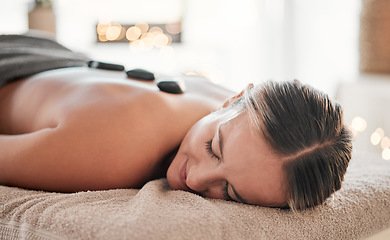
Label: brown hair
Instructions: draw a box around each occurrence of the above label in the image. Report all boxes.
[239,80,353,211]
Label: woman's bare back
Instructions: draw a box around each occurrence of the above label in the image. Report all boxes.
[0,67,234,192]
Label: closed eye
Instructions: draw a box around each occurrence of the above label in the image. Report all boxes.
[222,182,234,201]
[205,139,220,160]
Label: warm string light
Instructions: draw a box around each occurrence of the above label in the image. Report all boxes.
[351,116,390,161]
[351,116,367,134]
[96,22,180,53]
[382,148,390,160]
[370,128,390,160]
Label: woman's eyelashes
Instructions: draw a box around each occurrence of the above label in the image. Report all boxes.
[223,182,233,201]
[205,139,220,160]
[205,139,232,201]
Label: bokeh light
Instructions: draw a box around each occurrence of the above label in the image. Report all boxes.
[129,39,144,53]
[375,128,385,138]
[96,21,179,51]
[149,26,163,34]
[126,26,141,41]
[371,132,382,145]
[154,33,169,48]
[97,23,109,35]
[165,22,181,35]
[368,127,390,160]
[106,24,122,41]
[135,23,149,34]
[382,148,390,160]
[351,116,367,133]
[141,37,155,51]
[380,136,390,149]
[98,34,108,42]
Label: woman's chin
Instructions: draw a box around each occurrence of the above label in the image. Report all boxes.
[166,165,178,190]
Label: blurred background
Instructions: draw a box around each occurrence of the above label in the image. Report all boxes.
[1,0,390,160]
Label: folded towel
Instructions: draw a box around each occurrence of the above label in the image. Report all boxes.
[0,152,389,240]
[0,33,89,88]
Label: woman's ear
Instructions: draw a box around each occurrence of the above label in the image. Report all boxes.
[222,83,254,108]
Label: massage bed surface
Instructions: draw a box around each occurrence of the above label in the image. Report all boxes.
[1,152,389,240]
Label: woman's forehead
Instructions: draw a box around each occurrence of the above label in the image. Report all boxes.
[220,112,287,206]
[221,113,281,165]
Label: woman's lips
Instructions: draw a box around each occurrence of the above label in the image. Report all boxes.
[179,158,190,191]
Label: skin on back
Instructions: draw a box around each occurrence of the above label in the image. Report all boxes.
[0,67,234,192]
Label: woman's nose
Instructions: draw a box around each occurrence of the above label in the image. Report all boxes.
[185,163,223,195]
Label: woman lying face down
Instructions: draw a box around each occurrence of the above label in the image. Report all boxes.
[167,108,288,207]
[0,68,352,211]
[168,80,352,210]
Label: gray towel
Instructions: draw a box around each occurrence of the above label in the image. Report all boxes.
[0,33,90,87]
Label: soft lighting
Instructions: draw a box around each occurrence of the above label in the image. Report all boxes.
[126,26,141,41]
[380,136,390,149]
[165,22,181,35]
[135,23,149,34]
[375,128,385,138]
[141,37,154,51]
[98,34,108,42]
[97,23,109,35]
[117,26,126,41]
[154,33,169,48]
[129,39,145,52]
[149,26,163,34]
[140,32,152,40]
[351,116,367,132]
[382,148,390,160]
[371,132,382,145]
[106,24,122,41]
[166,34,173,45]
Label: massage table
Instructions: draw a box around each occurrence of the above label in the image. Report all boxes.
[1,151,389,240]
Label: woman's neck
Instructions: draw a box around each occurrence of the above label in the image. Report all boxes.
[150,146,179,180]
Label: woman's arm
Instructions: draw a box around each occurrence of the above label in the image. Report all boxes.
[0,123,154,192]
[0,128,57,188]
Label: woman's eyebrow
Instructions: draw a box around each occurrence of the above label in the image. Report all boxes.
[217,124,225,159]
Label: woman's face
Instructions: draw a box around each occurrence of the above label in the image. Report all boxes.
[167,110,288,207]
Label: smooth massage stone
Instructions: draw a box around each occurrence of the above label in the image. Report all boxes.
[156,78,186,94]
[88,61,125,71]
[126,68,155,81]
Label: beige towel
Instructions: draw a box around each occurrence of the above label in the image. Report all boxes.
[1,152,389,240]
